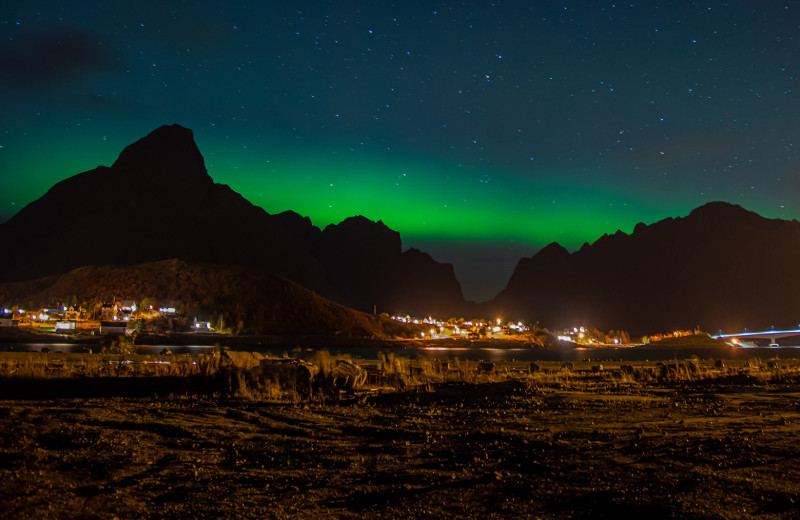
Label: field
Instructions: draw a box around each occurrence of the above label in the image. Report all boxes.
[2,353,800,519]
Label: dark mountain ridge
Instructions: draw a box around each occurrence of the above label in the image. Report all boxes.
[490,202,800,334]
[0,125,469,317]
[4,124,796,333]
[2,125,327,292]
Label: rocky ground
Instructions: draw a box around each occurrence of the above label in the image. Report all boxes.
[2,359,800,519]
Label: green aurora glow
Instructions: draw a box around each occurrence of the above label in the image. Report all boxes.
[2,125,782,250]
[220,153,657,247]
[3,1,799,299]
[4,127,669,250]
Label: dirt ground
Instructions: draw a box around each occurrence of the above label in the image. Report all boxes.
[3,359,800,519]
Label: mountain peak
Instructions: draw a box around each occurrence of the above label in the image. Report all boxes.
[535,242,570,259]
[323,216,401,251]
[687,201,757,221]
[111,124,213,186]
[323,216,401,259]
[330,215,390,230]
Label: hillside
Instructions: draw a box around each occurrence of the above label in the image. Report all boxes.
[0,259,418,338]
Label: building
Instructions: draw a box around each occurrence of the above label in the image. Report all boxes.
[54,321,77,331]
[0,318,19,328]
[100,304,115,321]
[100,321,128,335]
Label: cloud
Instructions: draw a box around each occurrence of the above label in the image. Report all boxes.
[0,27,113,88]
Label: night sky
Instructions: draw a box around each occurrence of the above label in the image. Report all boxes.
[1,2,799,300]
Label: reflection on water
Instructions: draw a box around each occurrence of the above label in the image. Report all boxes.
[4,341,800,362]
[0,343,215,356]
[414,344,800,362]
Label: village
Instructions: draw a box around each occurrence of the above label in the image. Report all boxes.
[0,300,214,336]
[0,302,540,341]
[0,299,690,347]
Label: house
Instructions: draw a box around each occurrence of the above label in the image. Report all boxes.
[54,321,77,331]
[37,308,64,322]
[100,321,128,335]
[0,318,19,328]
[116,300,137,321]
[100,303,115,321]
[192,318,211,331]
[65,306,82,321]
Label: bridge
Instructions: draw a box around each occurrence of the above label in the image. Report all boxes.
[713,329,800,346]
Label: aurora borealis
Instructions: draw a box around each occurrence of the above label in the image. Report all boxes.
[1,2,799,300]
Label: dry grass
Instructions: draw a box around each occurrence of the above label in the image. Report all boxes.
[3,350,800,404]
[0,351,223,379]
[5,353,800,519]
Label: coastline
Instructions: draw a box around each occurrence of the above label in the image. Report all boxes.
[0,326,549,350]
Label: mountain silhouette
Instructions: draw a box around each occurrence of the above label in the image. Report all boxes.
[0,124,469,317]
[0,124,328,291]
[489,201,800,334]
[317,217,467,315]
[5,125,794,332]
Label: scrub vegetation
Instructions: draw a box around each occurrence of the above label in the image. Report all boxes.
[2,352,800,518]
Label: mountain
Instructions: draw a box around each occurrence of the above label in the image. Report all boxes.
[0,125,468,317]
[0,125,326,289]
[0,259,417,337]
[490,202,800,334]
[321,216,403,312]
[319,217,468,316]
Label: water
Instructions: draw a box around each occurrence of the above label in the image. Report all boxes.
[6,341,800,362]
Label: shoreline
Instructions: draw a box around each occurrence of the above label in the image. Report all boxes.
[0,327,551,350]
[1,327,741,351]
